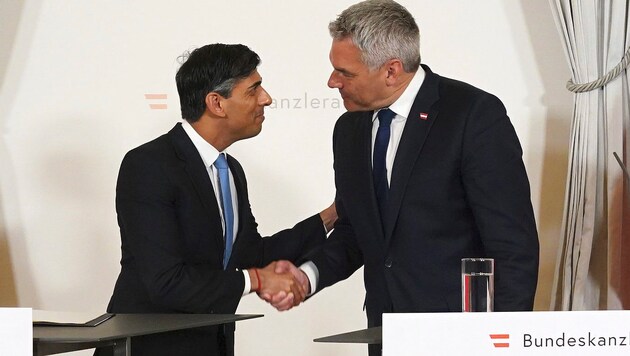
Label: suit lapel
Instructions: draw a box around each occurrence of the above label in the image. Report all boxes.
[226,154,245,242]
[384,67,441,244]
[348,111,388,243]
[365,113,388,241]
[169,124,224,249]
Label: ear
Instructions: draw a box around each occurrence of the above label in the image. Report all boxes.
[205,92,227,117]
[384,59,405,86]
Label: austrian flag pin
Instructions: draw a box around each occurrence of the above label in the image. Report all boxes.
[419,112,428,120]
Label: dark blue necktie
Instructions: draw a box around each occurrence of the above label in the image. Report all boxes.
[214,154,234,269]
[373,108,396,217]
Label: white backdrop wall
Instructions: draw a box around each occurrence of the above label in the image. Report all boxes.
[0,0,573,355]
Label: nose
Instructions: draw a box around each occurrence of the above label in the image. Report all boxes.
[259,87,272,106]
[328,71,341,89]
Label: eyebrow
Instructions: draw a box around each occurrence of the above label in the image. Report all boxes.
[335,67,355,77]
[247,80,262,92]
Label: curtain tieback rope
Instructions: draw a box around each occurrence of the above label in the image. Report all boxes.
[566,46,630,93]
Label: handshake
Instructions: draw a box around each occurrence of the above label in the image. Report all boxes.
[248,261,310,311]
[246,201,336,311]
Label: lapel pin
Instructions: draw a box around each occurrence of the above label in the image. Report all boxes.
[419,112,428,120]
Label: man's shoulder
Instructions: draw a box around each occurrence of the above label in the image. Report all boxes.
[121,124,183,166]
[426,70,510,129]
[420,65,494,100]
[438,75,492,98]
[431,70,501,104]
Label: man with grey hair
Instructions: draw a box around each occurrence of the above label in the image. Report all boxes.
[272,1,539,354]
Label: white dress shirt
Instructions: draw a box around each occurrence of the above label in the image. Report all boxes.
[181,121,251,295]
[372,67,426,185]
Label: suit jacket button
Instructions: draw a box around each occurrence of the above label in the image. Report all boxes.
[385,259,393,268]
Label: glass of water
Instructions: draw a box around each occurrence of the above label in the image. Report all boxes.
[461,258,494,312]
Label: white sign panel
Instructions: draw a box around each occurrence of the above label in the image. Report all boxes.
[0,308,32,355]
[384,311,630,356]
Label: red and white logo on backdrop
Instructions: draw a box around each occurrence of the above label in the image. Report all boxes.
[144,93,168,110]
[490,333,510,348]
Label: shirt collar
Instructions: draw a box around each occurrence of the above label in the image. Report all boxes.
[373,65,426,121]
[181,120,222,168]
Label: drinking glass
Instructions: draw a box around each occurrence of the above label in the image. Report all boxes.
[461,258,494,312]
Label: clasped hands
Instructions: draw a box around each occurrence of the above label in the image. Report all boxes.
[251,261,309,311]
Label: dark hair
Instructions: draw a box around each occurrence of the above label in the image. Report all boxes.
[175,43,260,122]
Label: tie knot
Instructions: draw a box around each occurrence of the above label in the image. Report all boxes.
[377,108,396,127]
[214,153,228,169]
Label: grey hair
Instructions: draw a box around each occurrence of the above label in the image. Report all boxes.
[211,78,238,98]
[329,0,420,72]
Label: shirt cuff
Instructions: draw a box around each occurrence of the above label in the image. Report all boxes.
[299,261,319,296]
[242,269,251,296]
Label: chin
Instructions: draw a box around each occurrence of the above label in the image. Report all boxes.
[342,100,358,112]
[251,126,263,137]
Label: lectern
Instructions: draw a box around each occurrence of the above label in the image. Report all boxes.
[314,326,382,344]
[33,313,261,356]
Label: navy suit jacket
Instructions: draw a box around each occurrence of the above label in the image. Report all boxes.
[102,123,326,356]
[310,65,539,330]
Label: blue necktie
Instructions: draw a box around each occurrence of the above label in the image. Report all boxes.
[214,154,234,269]
[373,108,396,217]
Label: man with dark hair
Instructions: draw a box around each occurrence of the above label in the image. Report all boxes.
[271,1,539,355]
[99,43,336,356]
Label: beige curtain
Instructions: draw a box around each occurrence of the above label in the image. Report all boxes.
[550,0,630,310]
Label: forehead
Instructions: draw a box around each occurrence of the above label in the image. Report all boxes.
[231,69,262,91]
[236,69,261,85]
[330,38,366,71]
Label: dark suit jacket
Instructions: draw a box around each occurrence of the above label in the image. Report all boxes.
[310,65,539,330]
[100,123,326,356]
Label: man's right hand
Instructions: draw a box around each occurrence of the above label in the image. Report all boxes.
[249,262,306,311]
[263,260,311,311]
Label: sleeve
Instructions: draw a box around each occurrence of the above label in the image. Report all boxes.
[308,196,364,291]
[225,157,328,268]
[460,93,540,311]
[259,213,327,266]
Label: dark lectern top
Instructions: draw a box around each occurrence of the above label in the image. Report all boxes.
[34,314,262,342]
[314,326,382,344]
